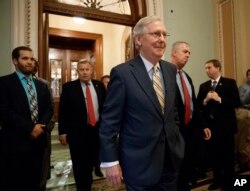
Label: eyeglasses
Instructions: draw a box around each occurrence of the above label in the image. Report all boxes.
[145,32,170,39]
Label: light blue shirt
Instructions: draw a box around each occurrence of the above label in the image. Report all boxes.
[16,71,37,103]
[239,82,250,108]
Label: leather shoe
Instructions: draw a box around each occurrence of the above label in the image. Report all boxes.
[95,168,104,177]
[208,182,220,190]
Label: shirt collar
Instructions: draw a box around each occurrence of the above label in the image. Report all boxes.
[15,71,32,81]
[140,54,159,73]
[211,75,221,83]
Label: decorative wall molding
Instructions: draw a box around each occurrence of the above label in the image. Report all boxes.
[146,0,163,19]
[11,0,38,57]
[25,0,31,46]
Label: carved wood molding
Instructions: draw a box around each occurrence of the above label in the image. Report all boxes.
[42,0,144,26]
[25,0,31,46]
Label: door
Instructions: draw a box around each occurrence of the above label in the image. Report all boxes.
[49,48,89,122]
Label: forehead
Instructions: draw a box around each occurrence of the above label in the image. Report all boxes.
[177,44,190,52]
[205,62,214,68]
[78,62,92,68]
[19,50,33,56]
[146,20,166,31]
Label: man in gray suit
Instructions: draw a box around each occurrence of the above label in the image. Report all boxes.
[99,16,184,191]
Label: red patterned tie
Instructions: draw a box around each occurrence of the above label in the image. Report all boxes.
[178,71,191,125]
[85,82,96,126]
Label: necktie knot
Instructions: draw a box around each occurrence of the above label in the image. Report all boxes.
[211,80,217,91]
[154,64,160,73]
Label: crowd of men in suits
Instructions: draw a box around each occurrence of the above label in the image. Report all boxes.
[0,15,246,191]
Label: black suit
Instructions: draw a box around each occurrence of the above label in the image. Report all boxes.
[176,71,207,191]
[0,72,53,191]
[100,56,184,191]
[197,76,240,190]
[58,79,106,191]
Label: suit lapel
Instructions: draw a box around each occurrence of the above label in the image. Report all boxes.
[92,80,103,108]
[12,73,31,115]
[215,77,223,93]
[130,56,163,115]
[160,61,175,119]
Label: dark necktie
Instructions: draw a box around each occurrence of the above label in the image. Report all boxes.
[211,80,217,91]
[26,77,38,123]
[178,71,191,125]
[153,64,165,113]
[85,82,96,126]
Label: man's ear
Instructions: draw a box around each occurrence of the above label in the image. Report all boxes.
[13,58,18,66]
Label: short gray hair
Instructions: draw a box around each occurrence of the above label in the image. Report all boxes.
[171,41,190,53]
[77,59,93,68]
[133,16,162,50]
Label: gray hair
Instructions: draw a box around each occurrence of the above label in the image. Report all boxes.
[77,59,93,68]
[171,41,190,53]
[133,16,162,50]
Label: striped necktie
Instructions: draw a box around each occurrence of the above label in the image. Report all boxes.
[26,77,38,123]
[153,64,165,113]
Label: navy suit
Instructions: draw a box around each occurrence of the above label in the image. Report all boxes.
[58,79,106,191]
[197,76,240,190]
[99,55,184,190]
[0,72,53,191]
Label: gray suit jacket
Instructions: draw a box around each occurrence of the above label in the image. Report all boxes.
[99,55,184,186]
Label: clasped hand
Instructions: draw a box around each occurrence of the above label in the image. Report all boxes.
[31,124,46,139]
[204,91,221,104]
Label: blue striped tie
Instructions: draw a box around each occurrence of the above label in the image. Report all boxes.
[26,78,38,123]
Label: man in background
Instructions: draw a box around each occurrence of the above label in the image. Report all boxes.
[171,41,211,191]
[235,68,250,169]
[0,46,53,191]
[197,59,240,191]
[58,59,106,191]
[33,60,55,191]
[101,75,110,90]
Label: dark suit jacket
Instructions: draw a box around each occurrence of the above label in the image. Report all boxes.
[197,77,240,135]
[176,71,206,134]
[99,55,184,186]
[0,72,53,153]
[58,79,106,144]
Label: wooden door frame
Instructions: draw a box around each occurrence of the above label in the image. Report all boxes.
[49,27,103,80]
[38,0,147,79]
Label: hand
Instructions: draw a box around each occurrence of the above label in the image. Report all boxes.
[105,164,123,186]
[31,124,45,139]
[204,91,221,104]
[203,128,211,140]
[59,134,68,145]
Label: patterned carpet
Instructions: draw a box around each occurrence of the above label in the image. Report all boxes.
[48,178,126,191]
[48,124,250,191]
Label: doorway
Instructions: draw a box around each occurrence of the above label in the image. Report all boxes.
[48,27,103,121]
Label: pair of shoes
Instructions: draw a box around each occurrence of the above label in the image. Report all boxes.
[95,168,104,177]
[208,182,220,190]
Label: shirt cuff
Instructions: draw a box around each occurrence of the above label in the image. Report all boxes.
[100,161,119,168]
